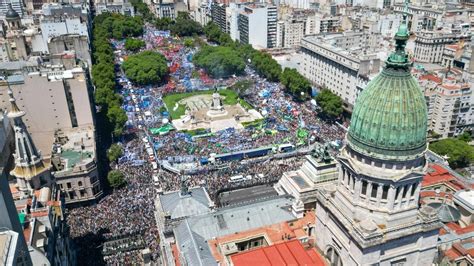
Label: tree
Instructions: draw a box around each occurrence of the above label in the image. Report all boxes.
[183,37,194,48]
[316,89,343,119]
[430,138,474,169]
[107,170,126,189]
[203,22,223,43]
[170,12,202,36]
[280,68,311,100]
[130,0,155,23]
[458,131,472,142]
[107,103,128,136]
[125,38,145,52]
[230,80,253,97]
[107,143,124,163]
[122,51,169,85]
[155,17,173,31]
[193,46,245,78]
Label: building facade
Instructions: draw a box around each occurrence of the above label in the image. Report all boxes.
[420,72,474,138]
[238,4,277,49]
[414,31,470,63]
[300,32,381,108]
[51,126,102,205]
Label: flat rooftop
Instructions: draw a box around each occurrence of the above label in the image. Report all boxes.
[52,126,95,175]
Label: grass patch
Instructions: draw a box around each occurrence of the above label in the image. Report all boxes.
[163,89,252,119]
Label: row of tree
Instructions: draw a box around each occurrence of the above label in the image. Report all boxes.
[92,13,143,136]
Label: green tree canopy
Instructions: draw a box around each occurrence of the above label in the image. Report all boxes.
[316,89,343,119]
[107,143,124,163]
[183,37,194,47]
[458,131,472,142]
[125,38,146,52]
[429,138,474,169]
[281,68,311,100]
[107,170,126,189]
[170,12,202,36]
[130,0,155,22]
[122,51,169,85]
[193,46,245,78]
[96,13,143,39]
[92,13,129,137]
[155,17,173,31]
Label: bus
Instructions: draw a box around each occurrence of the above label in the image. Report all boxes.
[278,143,295,153]
[229,175,245,183]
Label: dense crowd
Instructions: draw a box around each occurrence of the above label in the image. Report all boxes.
[67,24,347,265]
[67,140,159,265]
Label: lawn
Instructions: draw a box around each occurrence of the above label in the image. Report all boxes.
[163,89,252,119]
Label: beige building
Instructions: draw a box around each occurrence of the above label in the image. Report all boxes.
[300,32,381,109]
[51,126,102,205]
[419,71,474,138]
[0,67,94,157]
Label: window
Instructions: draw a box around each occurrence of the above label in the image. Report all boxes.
[67,183,72,189]
[391,258,406,266]
[402,184,409,197]
[371,183,378,198]
[78,181,83,187]
[361,180,368,195]
[410,183,417,197]
[382,185,389,200]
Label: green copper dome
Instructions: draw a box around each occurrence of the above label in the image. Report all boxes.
[347,14,428,161]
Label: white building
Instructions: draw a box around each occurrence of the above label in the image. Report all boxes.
[238,4,277,49]
[96,1,135,16]
[419,71,474,138]
[300,32,381,109]
[414,31,470,64]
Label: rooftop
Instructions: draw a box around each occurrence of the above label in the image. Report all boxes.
[422,163,471,191]
[208,212,315,264]
[51,126,95,176]
[230,239,326,266]
[173,197,296,266]
[159,187,212,220]
[454,190,474,213]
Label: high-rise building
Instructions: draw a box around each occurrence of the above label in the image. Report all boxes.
[300,32,381,109]
[414,31,470,63]
[420,71,474,138]
[238,4,277,49]
[314,9,441,266]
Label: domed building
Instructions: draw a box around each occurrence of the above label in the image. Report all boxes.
[314,3,442,265]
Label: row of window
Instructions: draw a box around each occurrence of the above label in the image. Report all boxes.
[342,169,418,201]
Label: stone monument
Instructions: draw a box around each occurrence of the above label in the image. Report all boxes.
[207,87,228,117]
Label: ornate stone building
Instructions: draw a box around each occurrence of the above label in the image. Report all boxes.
[314,6,442,266]
[6,85,53,198]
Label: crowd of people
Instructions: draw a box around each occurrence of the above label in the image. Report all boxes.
[66,23,347,265]
[67,141,160,265]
